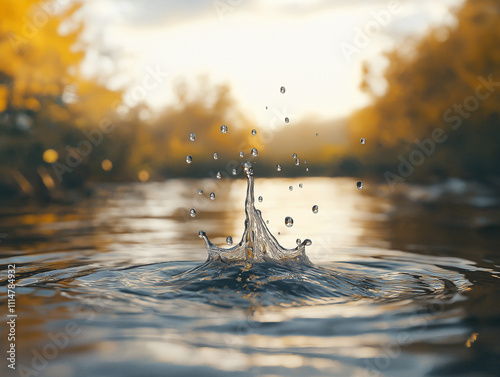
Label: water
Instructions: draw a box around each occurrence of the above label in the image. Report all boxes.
[213,152,218,160]
[251,148,258,157]
[189,132,196,141]
[185,155,192,164]
[220,125,228,133]
[280,86,286,94]
[361,138,366,145]
[252,129,257,136]
[0,177,499,377]
[312,204,319,213]
[357,181,364,190]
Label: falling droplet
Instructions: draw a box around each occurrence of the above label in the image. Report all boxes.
[299,183,303,188]
[265,106,268,110]
[285,117,289,123]
[232,168,237,175]
[216,172,222,179]
[266,220,269,224]
[251,129,257,136]
[289,186,293,191]
[292,153,297,159]
[361,138,366,145]
[190,208,196,217]
[258,196,263,202]
[295,158,300,166]
[280,86,286,94]
[213,152,218,160]
[226,236,233,245]
[251,148,258,157]
[220,125,228,133]
[276,164,282,172]
[304,239,312,246]
[198,230,205,238]
[239,151,244,158]
[285,216,294,227]
[198,189,203,195]
[186,155,192,164]
[304,160,307,164]
[189,132,196,141]
[312,205,318,214]
[210,192,216,200]
[357,181,364,190]
[316,133,319,137]
[306,168,309,172]
[296,239,301,246]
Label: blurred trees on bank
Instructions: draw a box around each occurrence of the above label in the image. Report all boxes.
[1,0,500,203]
[349,0,500,182]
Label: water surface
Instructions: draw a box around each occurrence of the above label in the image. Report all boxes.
[1,177,499,377]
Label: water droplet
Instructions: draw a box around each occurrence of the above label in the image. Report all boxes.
[226,236,233,245]
[258,196,263,202]
[276,164,282,172]
[292,153,297,159]
[186,155,192,164]
[216,172,222,179]
[189,132,196,141]
[289,186,293,191]
[232,168,237,175]
[198,230,205,238]
[306,168,309,172]
[242,161,253,177]
[296,238,301,246]
[357,181,364,190]
[285,117,289,123]
[190,208,196,217]
[265,106,268,110]
[304,160,307,164]
[312,205,318,214]
[251,148,258,157]
[266,220,269,224]
[239,151,244,158]
[210,192,216,200]
[304,239,312,246]
[280,86,286,94]
[295,158,300,166]
[251,129,257,136]
[299,183,303,188]
[213,152,218,160]
[316,133,319,137]
[198,189,203,195]
[220,125,228,133]
[285,216,294,227]
[361,138,366,145]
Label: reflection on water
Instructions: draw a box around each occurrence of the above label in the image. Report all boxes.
[0,177,499,377]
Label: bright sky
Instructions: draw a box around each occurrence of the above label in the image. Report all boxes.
[79,0,462,125]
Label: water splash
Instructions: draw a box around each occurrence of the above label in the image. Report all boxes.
[198,161,311,263]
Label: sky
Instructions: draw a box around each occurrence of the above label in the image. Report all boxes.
[78,0,462,126]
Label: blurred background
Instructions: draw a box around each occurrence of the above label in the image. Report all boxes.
[1,0,499,203]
